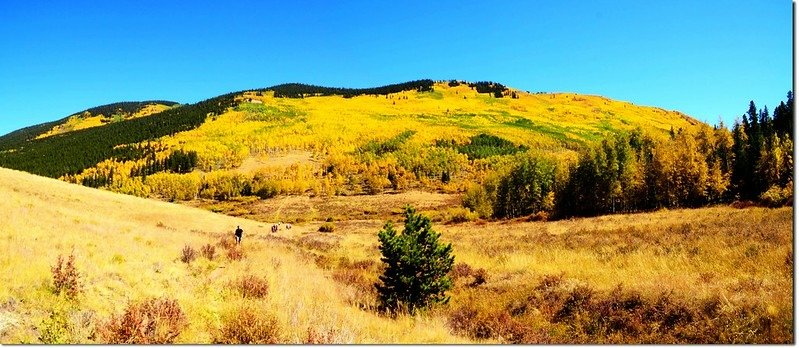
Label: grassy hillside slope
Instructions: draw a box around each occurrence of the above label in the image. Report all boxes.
[0,168,465,343]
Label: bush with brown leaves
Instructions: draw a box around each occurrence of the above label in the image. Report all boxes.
[180,245,196,264]
[96,297,187,344]
[231,275,270,298]
[52,253,81,299]
[200,244,216,260]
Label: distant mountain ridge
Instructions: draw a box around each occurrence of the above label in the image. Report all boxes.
[0,80,707,180]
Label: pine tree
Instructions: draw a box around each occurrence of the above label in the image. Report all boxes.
[375,206,454,315]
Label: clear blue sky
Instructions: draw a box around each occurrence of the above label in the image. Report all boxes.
[0,0,792,135]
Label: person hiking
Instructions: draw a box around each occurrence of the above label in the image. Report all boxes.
[234,226,243,245]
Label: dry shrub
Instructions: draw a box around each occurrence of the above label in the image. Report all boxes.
[217,235,236,250]
[200,244,216,260]
[731,200,757,209]
[96,297,187,344]
[180,245,196,264]
[318,222,336,233]
[471,268,488,287]
[52,253,81,299]
[298,235,338,252]
[214,305,281,344]
[528,211,549,222]
[336,257,377,271]
[451,262,473,279]
[553,285,595,323]
[522,277,790,343]
[305,326,337,344]
[448,306,541,344]
[592,286,648,338]
[351,259,377,270]
[450,262,487,287]
[331,264,378,310]
[232,275,270,298]
[646,293,695,331]
[331,268,365,285]
[226,247,244,261]
[304,326,351,344]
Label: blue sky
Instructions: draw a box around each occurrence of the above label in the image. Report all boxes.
[0,0,792,135]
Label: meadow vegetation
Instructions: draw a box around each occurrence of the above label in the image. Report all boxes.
[0,165,792,343]
[0,81,793,343]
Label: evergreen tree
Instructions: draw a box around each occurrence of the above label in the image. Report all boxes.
[375,206,454,315]
[731,122,751,199]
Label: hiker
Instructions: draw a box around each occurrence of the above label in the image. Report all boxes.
[235,226,243,245]
[271,224,278,233]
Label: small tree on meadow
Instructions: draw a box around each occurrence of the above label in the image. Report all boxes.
[375,206,454,315]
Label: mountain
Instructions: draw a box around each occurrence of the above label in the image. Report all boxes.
[0,80,708,198]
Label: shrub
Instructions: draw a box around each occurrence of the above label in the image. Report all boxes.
[448,307,538,343]
[214,305,281,344]
[254,180,279,199]
[318,222,335,233]
[97,297,187,344]
[450,262,487,287]
[52,253,81,300]
[227,247,244,261]
[529,211,549,222]
[445,207,479,224]
[463,184,493,219]
[200,244,216,260]
[553,285,595,323]
[471,268,488,287]
[217,235,236,250]
[232,275,270,298]
[180,245,196,264]
[759,183,793,207]
[38,307,72,344]
[451,262,474,280]
[375,206,455,314]
[305,327,340,344]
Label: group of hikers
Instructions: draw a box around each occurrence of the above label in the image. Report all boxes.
[232,221,292,245]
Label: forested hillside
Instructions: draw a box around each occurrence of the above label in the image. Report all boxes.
[0,80,790,221]
[0,98,229,177]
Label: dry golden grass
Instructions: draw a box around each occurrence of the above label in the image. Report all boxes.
[0,166,791,343]
[250,195,793,343]
[189,190,461,223]
[0,168,467,343]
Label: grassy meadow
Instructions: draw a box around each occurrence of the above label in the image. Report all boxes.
[0,167,792,343]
